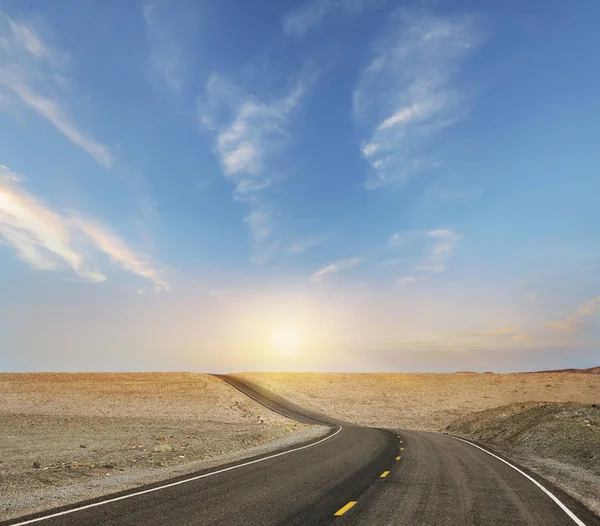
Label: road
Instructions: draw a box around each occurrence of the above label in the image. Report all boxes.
[3,375,598,526]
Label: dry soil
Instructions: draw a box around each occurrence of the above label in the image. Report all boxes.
[239,372,600,514]
[0,373,325,521]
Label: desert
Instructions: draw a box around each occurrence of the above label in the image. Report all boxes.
[239,371,600,514]
[0,373,324,521]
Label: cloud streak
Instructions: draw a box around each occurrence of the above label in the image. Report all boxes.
[0,166,168,290]
[311,256,364,283]
[547,296,600,333]
[282,0,377,37]
[0,9,111,166]
[420,229,459,273]
[143,2,186,94]
[288,233,331,254]
[354,9,478,188]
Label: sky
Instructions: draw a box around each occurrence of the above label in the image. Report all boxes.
[1,0,599,373]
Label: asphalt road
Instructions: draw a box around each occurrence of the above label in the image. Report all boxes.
[4,375,598,526]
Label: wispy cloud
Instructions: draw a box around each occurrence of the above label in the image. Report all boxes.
[288,233,331,254]
[0,165,168,290]
[143,2,185,94]
[423,180,481,202]
[452,326,533,343]
[70,214,170,291]
[0,10,112,166]
[388,228,459,274]
[0,166,104,282]
[420,228,459,273]
[354,9,479,188]
[311,256,364,283]
[282,0,378,37]
[547,296,600,333]
[198,71,311,262]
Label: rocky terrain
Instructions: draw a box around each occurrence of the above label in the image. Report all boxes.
[0,373,324,521]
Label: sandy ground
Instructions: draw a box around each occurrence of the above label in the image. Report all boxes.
[0,373,326,521]
[238,372,600,430]
[239,372,600,515]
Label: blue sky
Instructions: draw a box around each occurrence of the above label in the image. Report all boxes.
[1,0,599,373]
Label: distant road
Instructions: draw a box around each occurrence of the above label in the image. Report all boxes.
[4,375,598,525]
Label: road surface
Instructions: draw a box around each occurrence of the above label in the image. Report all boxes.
[3,375,598,525]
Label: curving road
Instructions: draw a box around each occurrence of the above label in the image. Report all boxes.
[3,374,598,526]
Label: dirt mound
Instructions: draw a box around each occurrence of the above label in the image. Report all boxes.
[446,402,600,474]
[445,402,600,514]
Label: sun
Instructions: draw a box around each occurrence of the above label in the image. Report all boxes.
[270,325,304,356]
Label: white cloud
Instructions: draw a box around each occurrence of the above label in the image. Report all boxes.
[198,72,310,262]
[0,10,111,166]
[0,166,105,282]
[0,165,168,290]
[282,0,376,37]
[388,230,421,248]
[143,2,185,94]
[420,228,459,273]
[311,256,364,283]
[70,214,170,291]
[288,233,331,254]
[354,9,479,188]
[388,228,459,274]
[244,208,271,244]
[547,296,600,333]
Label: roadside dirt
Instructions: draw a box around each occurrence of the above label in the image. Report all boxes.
[445,402,600,515]
[239,372,600,514]
[238,372,600,430]
[0,373,321,521]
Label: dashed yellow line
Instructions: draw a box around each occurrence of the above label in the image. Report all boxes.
[334,501,357,516]
[396,456,401,460]
[400,447,404,451]
[380,470,390,478]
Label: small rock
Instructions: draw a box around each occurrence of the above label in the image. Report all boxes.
[33,461,41,469]
[79,445,87,449]
[127,459,137,463]
[153,444,172,453]
[178,455,185,459]
[157,436,165,441]
[102,464,114,469]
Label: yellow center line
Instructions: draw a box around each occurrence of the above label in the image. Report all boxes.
[334,501,357,516]
[396,456,401,460]
[400,447,404,450]
[380,471,390,478]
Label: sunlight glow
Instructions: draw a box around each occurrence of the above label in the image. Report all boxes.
[270,325,304,356]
